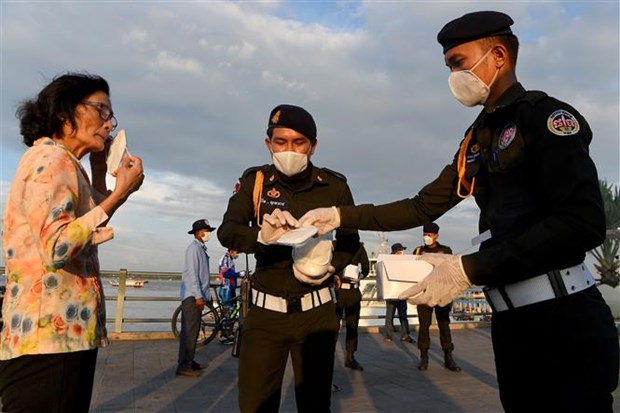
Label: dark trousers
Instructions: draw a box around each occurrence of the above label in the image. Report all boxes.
[385,299,410,339]
[0,348,98,412]
[238,302,339,413]
[416,303,454,352]
[335,287,362,356]
[178,296,202,368]
[492,287,619,413]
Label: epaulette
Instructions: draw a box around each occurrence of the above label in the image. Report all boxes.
[518,90,548,106]
[242,164,270,178]
[321,167,347,182]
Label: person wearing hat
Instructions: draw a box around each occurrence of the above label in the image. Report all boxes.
[217,104,360,412]
[412,223,460,372]
[383,243,416,344]
[176,219,215,377]
[300,10,618,412]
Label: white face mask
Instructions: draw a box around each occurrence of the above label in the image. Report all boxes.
[201,232,211,243]
[423,235,435,246]
[272,151,308,177]
[448,48,499,107]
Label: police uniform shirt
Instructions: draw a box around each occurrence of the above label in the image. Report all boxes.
[414,242,452,255]
[339,83,605,287]
[218,163,360,296]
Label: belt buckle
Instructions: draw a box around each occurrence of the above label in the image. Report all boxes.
[286,296,303,313]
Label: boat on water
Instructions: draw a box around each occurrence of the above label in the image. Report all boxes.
[109,279,148,288]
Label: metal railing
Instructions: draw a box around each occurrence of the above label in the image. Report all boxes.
[1,267,493,340]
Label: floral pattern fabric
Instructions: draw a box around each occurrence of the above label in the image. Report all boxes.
[1,137,113,359]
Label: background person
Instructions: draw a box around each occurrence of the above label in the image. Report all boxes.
[335,242,370,371]
[412,223,460,372]
[177,219,215,377]
[217,104,360,413]
[0,72,144,412]
[218,248,243,305]
[300,10,618,412]
[383,243,415,344]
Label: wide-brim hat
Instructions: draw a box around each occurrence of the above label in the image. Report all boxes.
[188,219,216,234]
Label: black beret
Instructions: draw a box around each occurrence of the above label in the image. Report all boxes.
[423,222,440,233]
[437,11,514,53]
[267,104,317,141]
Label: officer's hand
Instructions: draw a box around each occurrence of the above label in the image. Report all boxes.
[334,275,342,290]
[195,298,205,311]
[398,255,472,307]
[258,208,299,245]
[293,264,335,285]
[298,206,341,235]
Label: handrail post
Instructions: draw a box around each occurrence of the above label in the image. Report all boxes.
[114,269,128,333]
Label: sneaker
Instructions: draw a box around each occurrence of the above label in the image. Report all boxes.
[400,335,415,343]
[383,336,393,343]
[218,337,235,345]
[345,358,364,371]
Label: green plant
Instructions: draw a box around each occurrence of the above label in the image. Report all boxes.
[589,180,620,288]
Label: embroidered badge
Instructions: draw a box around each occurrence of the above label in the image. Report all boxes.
[547,110,580,136]
[267,188,280,199]
[271,110,281,124]
[466,144,480,164]
[498,123,517,149]
[470,143,480,154]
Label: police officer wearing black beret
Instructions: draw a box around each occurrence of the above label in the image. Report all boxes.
[217,104,360,412]
[300,11,619,412]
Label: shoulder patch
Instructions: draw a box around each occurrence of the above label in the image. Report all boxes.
[321,167,347,182]
[547,110,580,136]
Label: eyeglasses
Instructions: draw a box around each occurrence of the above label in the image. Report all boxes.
[82,101,118,131]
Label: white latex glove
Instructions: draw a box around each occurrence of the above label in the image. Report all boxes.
[398,254,472,307]
[298,206,341,235]
[257,209,299,245]
[293,265,335,286]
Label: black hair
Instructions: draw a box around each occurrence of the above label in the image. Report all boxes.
[484,34,520,66]
[16,72,110,146]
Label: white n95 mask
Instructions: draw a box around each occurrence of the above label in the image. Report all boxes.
[272,151,308,177]
[448,48,498,107]
[292,233,333,285]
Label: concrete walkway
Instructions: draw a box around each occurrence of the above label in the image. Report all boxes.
[90,327,620,413]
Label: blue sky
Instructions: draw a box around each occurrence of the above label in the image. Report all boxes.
[1,1,618,273]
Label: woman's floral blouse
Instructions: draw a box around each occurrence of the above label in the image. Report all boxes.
[2,137,113,359]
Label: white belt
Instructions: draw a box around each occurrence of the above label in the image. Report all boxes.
[251,287,335,313]
[483,263,595,313]
[339,282,358,290]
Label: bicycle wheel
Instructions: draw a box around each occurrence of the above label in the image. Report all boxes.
[171,302,221,345]
[199,304,220,345]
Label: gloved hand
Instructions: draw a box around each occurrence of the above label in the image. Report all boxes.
[298,206,341,235]
[293,264,335,286]
[257,209,299,245]
[398,254,472,307]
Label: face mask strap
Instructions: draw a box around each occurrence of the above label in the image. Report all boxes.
[457,129,476,198]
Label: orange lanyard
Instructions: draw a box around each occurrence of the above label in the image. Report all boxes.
[456,129,475,199]
[253,170,264,226]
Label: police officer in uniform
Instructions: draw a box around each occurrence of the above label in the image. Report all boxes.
[412,222,460,372]
[300,11,619,412]
[335,242,370,371]
[217,104,360,413]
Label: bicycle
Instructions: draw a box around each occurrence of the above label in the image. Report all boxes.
[171,283,241,346]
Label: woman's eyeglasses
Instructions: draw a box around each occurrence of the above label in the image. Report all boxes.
[82,101,118,131]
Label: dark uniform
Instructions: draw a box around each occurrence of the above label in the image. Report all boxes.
[335,242,370,370]
[218,162,359,413]
[412,242,460,371]
[336,42,618,413]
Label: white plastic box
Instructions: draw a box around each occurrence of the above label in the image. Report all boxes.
[375,254,434,300]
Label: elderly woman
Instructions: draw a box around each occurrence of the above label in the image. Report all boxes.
[0,73,144,412]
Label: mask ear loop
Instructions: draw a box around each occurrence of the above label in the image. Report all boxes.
[457,129,476,198]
